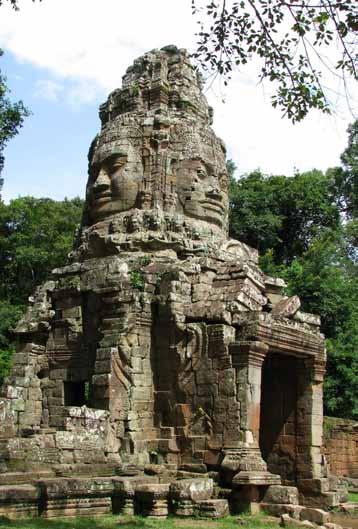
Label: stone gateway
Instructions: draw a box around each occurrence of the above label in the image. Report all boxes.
[0,46,345,520]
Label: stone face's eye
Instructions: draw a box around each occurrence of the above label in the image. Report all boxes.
[107,157,127,175]
[196,166,207,179]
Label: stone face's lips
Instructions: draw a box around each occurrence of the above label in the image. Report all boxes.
[90,192,112,205]
[201,199,226,213]
[93,192,112,200]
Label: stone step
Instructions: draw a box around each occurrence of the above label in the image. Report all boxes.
[0,484,39,502]
[0,470,54,485]
[197,499,229,518]
[53,463,121,477]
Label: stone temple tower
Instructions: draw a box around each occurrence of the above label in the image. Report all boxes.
[0,46,340,519]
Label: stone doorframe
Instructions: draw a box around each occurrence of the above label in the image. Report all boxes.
[223,339,326,485]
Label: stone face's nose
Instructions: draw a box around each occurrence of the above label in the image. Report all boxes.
[206,183,222,200]
[93,169,111,193]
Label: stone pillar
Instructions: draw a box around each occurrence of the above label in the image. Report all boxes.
[122,493,135,516]
[297,358,326,481]
[112,480,135,515]
[135,484,169,518]
[222,341,280,491]
[232,341,269,448]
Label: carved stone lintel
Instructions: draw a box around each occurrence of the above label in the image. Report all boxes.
[230,341,269,368]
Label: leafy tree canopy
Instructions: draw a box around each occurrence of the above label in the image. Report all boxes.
[0,196,83,304]
[229,167,340,264]
[229,120,358,419]
[0,196,83,383]
[274,229,358,419]
[192,0,358,122]
[330,119,358,219]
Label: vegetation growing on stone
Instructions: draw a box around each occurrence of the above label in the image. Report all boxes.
[0,514,284,529]
[130,270,145,291]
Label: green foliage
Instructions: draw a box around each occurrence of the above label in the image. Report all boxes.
[229,122,358,419]
[0,513,282,529]
[331,120,358,219]
[0,300,24,384]
[348,492,358,503]
[0,49,30,191]
[260,226,358,421]
[276,230,357,419]
[192,0,357,122]
[230,168,340,264]
[0,196,83,303]
[129,256,152,291]
[137,255,151,267]
[0,196,83,381]
[130,270,145,291]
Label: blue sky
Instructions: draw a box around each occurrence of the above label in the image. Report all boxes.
[2,52,103,201]
[0,0,356,204]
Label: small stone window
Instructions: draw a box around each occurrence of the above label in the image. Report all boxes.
[64,381,86,407]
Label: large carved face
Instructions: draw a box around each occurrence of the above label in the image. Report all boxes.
[176,158,228,228]
[87,146,142,221]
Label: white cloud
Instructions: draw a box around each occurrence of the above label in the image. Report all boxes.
[65,80,104,107]
[0,0,356,179]
[34,78,103,106]
[0,0,197,91]
[207,78,351,176]
[34,79,63,101]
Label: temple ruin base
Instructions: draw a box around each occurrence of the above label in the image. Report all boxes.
[0,470,347,522]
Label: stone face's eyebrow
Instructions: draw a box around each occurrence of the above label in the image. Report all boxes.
[89,152,128,174]
[101,152,128,164]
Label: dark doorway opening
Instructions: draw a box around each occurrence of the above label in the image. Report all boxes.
[259,353,300,484]
[64,381,86,407]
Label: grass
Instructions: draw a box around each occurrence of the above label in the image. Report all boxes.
[348,492,358,503]
[0,514,282,529]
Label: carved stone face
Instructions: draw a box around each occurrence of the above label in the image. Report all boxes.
[176,158,228,228]
[87,149,142,220]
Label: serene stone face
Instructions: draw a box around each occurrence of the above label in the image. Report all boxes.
[86,142,228,230]
[175,157,228,229]
[81,47,230,235]
[87,147,143,221]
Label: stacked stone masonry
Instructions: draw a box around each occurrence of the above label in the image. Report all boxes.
[323,417,358,479]
[0,45,342,518]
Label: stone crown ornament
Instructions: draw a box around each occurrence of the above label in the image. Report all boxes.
[74,45,248,262]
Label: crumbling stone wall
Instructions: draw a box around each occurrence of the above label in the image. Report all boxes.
[323,417,358,478]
